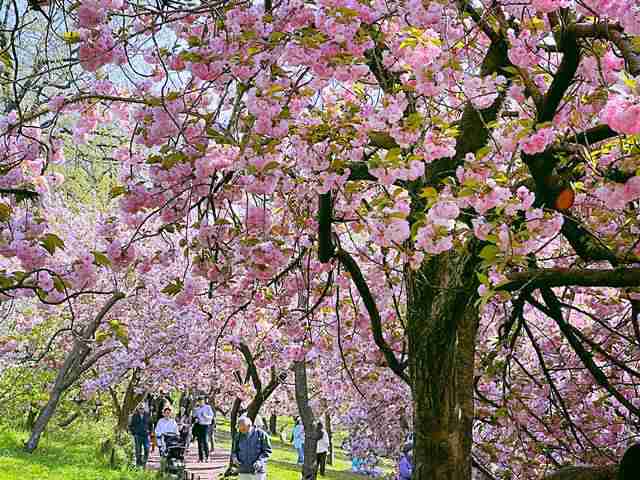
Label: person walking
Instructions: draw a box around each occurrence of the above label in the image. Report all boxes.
[155,405,179,473]
[291,416,305,465]
[176,406,192,452]
[316,421,330,477]
[231,416,272,480]
[193,396,214,462]
[128,403,152,468]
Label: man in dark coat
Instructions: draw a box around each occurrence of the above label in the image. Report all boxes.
[231,416,272,480]
[128,403,152,468]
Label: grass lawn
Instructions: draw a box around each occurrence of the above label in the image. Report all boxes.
[0,426,154,480]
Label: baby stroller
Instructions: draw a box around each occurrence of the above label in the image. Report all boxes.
[160,433,186,479]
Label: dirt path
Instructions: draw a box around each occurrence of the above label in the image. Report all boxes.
[147,443,228,479]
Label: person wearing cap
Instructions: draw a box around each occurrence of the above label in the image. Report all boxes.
[193,397,214,462]
[128,403,152,468]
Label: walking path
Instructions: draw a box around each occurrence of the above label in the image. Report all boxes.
[148,444,228,479]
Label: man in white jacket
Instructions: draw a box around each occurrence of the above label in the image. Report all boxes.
[193,397,214,462]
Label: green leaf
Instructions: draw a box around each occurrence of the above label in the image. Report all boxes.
[95,331,110,343]
[92,251,111,267]
[40,233,65,255]
[162,152,187,169]
[385,147,401,163]
[0,51,13,72]
[0,203,12,222]
[0,274,14,289]
[110,185,127,198]
[475,146,491,160]
[162,278,184,296]
[500,66,520,76]
[263,161,280,172]
[419,187,438,198]
[187,36,202,47]
[53,276,67,293]
[63,32,82,44]
[479,245,499,261]
[476,272,489,285]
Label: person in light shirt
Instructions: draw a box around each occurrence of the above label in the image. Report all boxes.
[193,397,214,462]
[155,406,179,454]
[316,421,330,477]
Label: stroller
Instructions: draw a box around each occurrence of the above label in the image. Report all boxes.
[160,433,186,479]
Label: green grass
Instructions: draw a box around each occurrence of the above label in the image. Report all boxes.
[0,425,154,480]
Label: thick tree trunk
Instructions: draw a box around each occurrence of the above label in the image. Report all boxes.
[25,387,63,452]
[325,412,333,466]
[230,396,242,444]
[294,360,318,480]
[408,244,480,480]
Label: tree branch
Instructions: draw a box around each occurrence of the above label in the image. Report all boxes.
[533,288,640,419]
[538,25,580,123]
[318,192,335,263]
[335,248,409,383]
[574,22,640,76]
[238,342,262,394]
[499,267,640,291]
[566,124,618,147]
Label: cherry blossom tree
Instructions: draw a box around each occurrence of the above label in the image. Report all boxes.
[4,1,640,479]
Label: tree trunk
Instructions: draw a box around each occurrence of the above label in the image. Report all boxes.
[25,403,39,431]
[408,244,480,480]
[24,293,124,453]
[110,370,145,436]
[269,413,277,435]
[294,360,318,480]
[325,412,333,466]
[227,396,242,471]
[25,387,63,452]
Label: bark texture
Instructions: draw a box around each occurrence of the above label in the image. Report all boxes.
[408,244,480,480]
[294,360,318,480]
